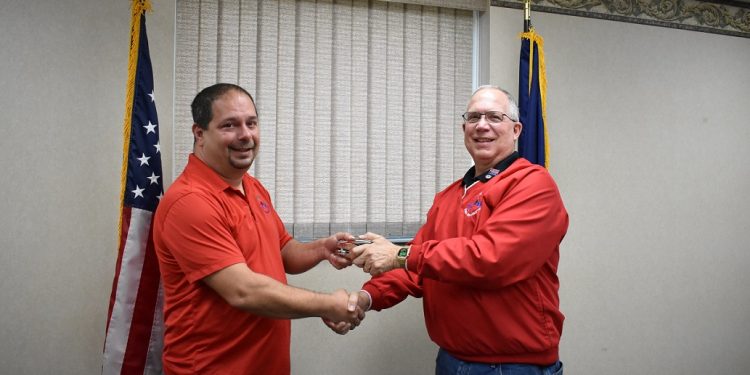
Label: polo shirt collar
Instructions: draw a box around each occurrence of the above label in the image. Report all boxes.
[461,151,520,187]
[187,153,244,193]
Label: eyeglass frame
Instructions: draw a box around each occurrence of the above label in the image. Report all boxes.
[461,111,516,125]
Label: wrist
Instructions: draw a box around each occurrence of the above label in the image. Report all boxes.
[319,236,335,260]
[394,245,409,269]
[319,292,341,320]
[357,290,372,311]
[307,292,329,319]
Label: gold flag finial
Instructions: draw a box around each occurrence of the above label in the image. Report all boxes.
[524,0,532,32]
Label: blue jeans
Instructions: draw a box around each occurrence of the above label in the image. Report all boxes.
[435,349,563,375]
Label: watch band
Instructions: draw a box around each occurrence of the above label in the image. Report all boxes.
[395,246,410,268]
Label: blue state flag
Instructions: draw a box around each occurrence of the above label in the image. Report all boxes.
[518,29,549,168]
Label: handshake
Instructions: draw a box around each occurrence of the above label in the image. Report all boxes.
[320,232,409,334]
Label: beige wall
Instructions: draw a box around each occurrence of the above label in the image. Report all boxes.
[1,1,749,374]
[0,0,174,373]
[488,7,750,374]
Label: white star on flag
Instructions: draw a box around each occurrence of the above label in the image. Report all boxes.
[148,90,155,102]
[144,121,157,134]
[154,143,161,154]
[131,185,145,199]
[137,153,150,166]
[147,172,160,185]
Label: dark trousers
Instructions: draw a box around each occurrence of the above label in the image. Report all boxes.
[435,348,563,375]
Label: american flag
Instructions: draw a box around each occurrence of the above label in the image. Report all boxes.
[103,1,164,374]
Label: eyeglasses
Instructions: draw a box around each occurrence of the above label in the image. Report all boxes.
[462,111,513,125]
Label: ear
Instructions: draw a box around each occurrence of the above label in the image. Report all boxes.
[513,122,523,140]
[192,123,203,145]
[462,123,466,132]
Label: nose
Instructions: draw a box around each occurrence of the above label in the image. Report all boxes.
[474,115,492,129]
[236,124,252,140]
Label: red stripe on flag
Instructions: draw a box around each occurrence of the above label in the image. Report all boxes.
[121,221,161,373]
[106,206,133,334]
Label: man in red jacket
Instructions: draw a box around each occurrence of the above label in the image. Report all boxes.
[348,85,568,375]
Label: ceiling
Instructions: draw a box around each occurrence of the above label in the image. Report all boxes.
[707,0,750,7]
[494,0,750,38]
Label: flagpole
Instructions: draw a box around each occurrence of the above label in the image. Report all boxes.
[524,0,531,32]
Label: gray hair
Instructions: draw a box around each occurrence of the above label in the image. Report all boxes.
[469,85,520,122]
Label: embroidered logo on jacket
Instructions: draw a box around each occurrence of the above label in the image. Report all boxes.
[484,168,500,180]
[464,194,483,217]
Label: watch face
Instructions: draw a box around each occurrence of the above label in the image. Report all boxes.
[397,247,409,257]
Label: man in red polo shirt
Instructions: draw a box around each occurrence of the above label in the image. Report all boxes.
[153,83,363,374]
[348,86,568,375]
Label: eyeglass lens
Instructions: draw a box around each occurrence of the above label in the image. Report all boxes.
[464,111,506,124]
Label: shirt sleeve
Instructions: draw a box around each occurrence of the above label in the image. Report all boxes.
[159,192,246,284]
[408,167,569,289]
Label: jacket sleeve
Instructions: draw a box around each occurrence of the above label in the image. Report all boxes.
[408,167,569,289]
[362,269,423,311]
[360,212,433,310]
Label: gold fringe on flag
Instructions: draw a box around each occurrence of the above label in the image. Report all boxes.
[519,29,550,169]
[118,0,153,242]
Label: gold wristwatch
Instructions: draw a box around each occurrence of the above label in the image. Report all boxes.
[395,246,410,268]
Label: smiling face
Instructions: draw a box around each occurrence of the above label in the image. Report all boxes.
[462,88,522,175]
[192,89,259,187]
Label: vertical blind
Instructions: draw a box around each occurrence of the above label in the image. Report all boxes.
[175,0,473,240]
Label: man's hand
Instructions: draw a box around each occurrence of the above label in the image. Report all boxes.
[350,232,400,276]
[324,289,364,323]
[324,232,356,270]
[323,291,370,335]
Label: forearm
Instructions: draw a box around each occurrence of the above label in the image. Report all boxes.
[281,238,328,274]
[412,208,567,288]
[204,263,335,319]
[237,274,332,319]
[410,172,568,288]
[362,269,422,311]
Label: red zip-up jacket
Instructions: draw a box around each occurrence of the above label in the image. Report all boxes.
[363,157,568,365]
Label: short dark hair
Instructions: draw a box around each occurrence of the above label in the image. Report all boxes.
[191,83,256,129]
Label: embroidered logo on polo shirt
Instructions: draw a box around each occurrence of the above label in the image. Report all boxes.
[256,195,271,214]
[464,193,483,217]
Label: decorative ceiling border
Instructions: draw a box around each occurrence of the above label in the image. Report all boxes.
[491,0,750,38]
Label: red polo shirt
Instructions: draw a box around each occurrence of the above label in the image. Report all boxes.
[154,154,293,374]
